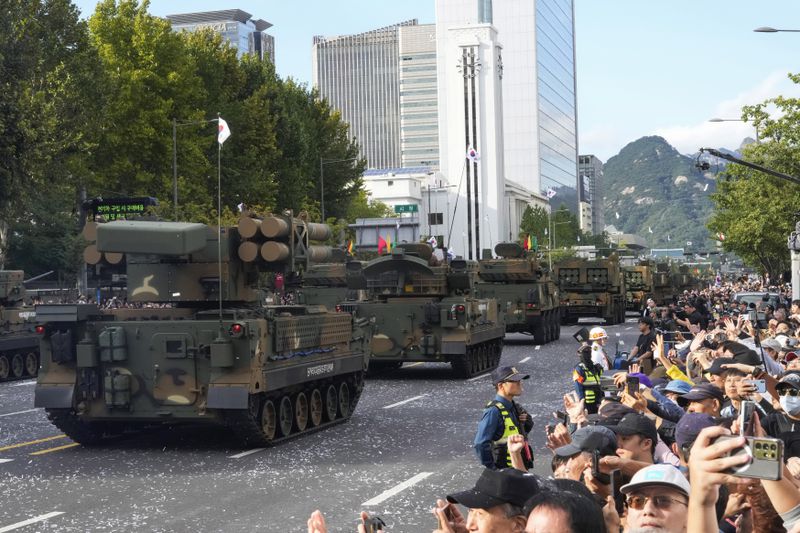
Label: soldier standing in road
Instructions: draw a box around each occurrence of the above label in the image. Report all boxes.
[473,366,534,470]
[573,344,604,414]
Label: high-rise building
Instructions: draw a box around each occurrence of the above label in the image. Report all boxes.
[166,9,275,63]
[399,25,440,168]
[579,154,604,235]
[312,21,419,169]
[435,0,579,257]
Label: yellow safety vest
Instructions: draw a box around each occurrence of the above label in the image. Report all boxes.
[574,364,601,406]
[487,401,531,469]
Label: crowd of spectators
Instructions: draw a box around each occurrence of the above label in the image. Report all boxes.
[306,278,800,532]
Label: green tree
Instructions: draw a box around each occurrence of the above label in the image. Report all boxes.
[518,205,549,249]
[346,190,394,220]
[707,75,800,278]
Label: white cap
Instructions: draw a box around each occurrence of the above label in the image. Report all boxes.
[620,464,690,497]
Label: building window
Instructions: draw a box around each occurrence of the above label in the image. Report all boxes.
[429,213,444,225]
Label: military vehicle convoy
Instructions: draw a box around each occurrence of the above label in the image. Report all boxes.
[34,214,372,446]
[554,255,626,325]
[0,271,39,381]
[474,243,560,344]
[623,262,654,312]
[298,260,356,311]
[345,244,505,377]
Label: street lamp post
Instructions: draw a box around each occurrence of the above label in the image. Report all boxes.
[708,117,760,142]
[172,117,219,215]
[754,27,800,33]
[319,157,359,221]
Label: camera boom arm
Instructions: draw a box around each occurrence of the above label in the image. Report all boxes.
[698,147,800,186]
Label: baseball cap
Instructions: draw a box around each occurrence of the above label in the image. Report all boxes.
[609,413,659,446]
[663,380,692,395]
[491,366,529,385]
[682,383,724,403]
[785,351,799,363]
[446,468,542,509]
[675,413,718,448]
[732,349,761,366]
[554,425,618,457]
[762,338,782,352]
[587,402,636,427]
[620,464,690,497]
[776,371,800,392]
[706,357,735,376]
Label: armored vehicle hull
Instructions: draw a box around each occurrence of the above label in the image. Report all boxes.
[475,244,560,344]
[34,217,372,446]
[347,249,505,378]
[623,264,654,312]
[554,256,626,325]
[0,271,39,382]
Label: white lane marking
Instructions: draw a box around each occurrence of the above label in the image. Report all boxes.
[0,512,65,532]
[0,409,39,418]
[11,380,36,387]
[405,362,423,367]
[228,448,265,459]
[0,459,13,464]
[535,345,541,350]
[383,395,427,409]
[362,472,433,506]
[519,357,531,363]
[467,373,490,382]
[625,327,633,330]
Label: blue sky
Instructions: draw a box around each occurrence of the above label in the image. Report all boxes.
[72,0,800,161]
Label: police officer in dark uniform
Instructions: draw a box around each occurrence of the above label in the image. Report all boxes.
[473,366,534,470]
[573,344,603,414]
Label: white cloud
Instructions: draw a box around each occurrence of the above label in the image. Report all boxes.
[655,70,800,154]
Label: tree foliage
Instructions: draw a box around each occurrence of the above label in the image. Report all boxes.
[519,204,609,252]
[1,0,367,278]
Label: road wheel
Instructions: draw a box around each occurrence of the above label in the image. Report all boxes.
[24,352,38,377]
[294,392,309,432]
[10,353,24,378]
[260,400,277,442]
[325,385,338,421]
[338,382,350,418]
[278,396,293,437]
[309,389,323,427]
[0,355,9,380]
[554,310,562,339]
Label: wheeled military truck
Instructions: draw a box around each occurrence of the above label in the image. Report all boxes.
[623,262,654,312]
[346,244,505,378]
[651,263,674,305]
[34,214,372,446]
[554,255,626,325]
[474,243,560,344]
[0,271,39,381]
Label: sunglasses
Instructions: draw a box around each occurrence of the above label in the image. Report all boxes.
[626,494,688,510]
[778,388,800,397]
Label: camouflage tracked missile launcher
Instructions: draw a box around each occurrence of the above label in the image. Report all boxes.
[34,215,372,446]
[0,271,39,381]
[298,255,359,311]
[346,244,505,377]
[623,262,654,312]
[554,255,626,325]
[474,243,560,344]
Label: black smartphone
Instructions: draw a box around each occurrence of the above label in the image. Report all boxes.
[591,450,611,484]
[610,469,624,515]
[546,424,554,435]
[555,410,569,426]
[739,400,757,437]
[626,375,640,396]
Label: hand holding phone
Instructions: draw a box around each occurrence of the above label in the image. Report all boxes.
[626,375,640,397]
[610,469,624,515]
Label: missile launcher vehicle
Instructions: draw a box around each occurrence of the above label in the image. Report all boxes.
[474,243,560,344]
[623,262,654,312]
[554,255,626,325]
[345,244,505,377]
[0,271,39,381]
[34,214,372,446]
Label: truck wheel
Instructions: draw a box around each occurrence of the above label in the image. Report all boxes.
[10,354,24,379]
[532,318,546,345]
[554,309,562,339]
[278,396,293,437]
[325,385,338,421]
[338,382,350,418]
[261,400,277,442]
[294,392,309,432]
[309,389,323,427]
[0,355,9,380]
[24,352,38,377]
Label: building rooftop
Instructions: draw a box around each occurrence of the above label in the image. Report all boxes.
[363,166,432,176]
[166,10,272,31]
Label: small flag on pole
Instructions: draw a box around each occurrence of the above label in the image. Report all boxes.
[523,235,532,250]
[615,212,620,220]
[546,188,557,199]
[667,234,671,242]
[466,145,480,162]
[347,240,354,254]
[717,233,726,241]
[427,236,438,248]
[648,226,653,234]
[703,183,709,192]
[218,117,231,144]
[386,234,393,251]
[378,236,387,255]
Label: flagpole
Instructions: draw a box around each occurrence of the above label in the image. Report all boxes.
[217,113,223,325]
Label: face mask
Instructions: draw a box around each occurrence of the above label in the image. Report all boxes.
[780,395,800,417]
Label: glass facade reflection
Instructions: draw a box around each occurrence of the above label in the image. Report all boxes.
[167,10,274,63]
[536,0,578,208]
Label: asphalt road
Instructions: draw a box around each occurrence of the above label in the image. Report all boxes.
[0,318,643,532]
